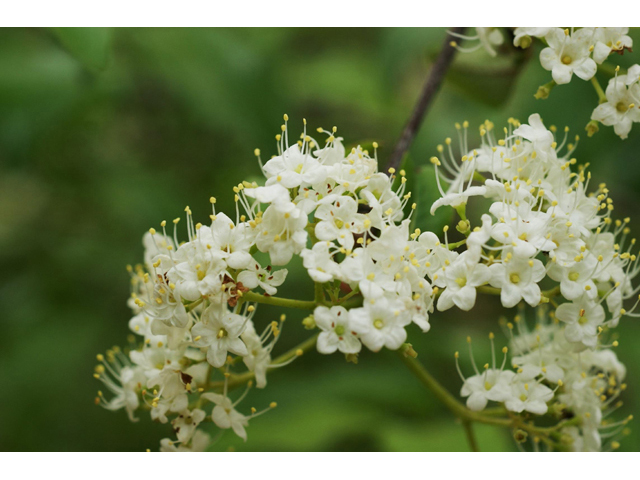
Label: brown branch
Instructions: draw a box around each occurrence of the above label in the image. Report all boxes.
[386,27,466,172]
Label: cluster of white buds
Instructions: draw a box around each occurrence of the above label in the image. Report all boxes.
[452,28,640,139]
[457,307,629,451]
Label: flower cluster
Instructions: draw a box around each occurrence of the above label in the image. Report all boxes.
[95,111,635,452]
[453,28,640,139]
[457,308,629,451]
[94,116,445,450]
[430,113,639,348]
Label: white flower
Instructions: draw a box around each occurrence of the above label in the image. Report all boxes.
[255,203,308,266]
[513,113,554,155]
[237,261,287,295]
[489,255,546,308]
[548,256,598,301]
[263,143,328,189]
[476,28,504,57]
[314,137,346,166]
[160,429,210,452]
[198,213,254,269]
[461,369,515,411]
[591,74,640,139]
[96,363,144,422]
[192,305,248,367]
[592,28,633,64]
[314,306,361,355]
[359,173,403,228]
[540,28,597,84]
[314,195,365,250]
[504,378,554,415]
[435,252,491,311]
[202,393,250,441]
[241,323,271,388]
[512,351,565,384]
[513,28,552,48]
[170,253,226,303]
[489,201,556,258]
[349,296,412,352]
[555,295,605,348]
[466,214,493,262]
[300,241,340,283]
[171,408,206,443]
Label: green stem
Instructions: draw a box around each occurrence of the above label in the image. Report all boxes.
[209,334,319,391]
[185,297,204,312]
[447,239,467,250]
[462,420,480,452]
[314,282,325,304]
[477,285,501,295]
[397,349,571,442]
[242,291,318,310]
[591,76,607,104]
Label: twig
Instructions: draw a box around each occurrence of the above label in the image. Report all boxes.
[386,27,466,171]
[462,420,480,452]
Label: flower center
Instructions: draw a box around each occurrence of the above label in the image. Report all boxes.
[578,308,588,325]
[335,325,345,336]
[455,277,467,287]
[294,163,304,174]
[519,394,528,402]
[373,319,384,330]
[616,102,629,113]
[334,219,344,229]
[561,55,572,65]
[484,381,493,391]
[217,328,228,339]
[510,273,521,284]
[197,270,206,281]
[568,272,580,282]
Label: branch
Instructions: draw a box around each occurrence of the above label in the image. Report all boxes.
[386,27,466,172]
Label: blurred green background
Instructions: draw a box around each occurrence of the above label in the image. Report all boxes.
[1,27,639,452]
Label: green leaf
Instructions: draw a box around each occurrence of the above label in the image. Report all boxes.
[51,27,112,72]
[412,165,453,234]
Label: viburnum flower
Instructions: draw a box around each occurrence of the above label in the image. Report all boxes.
[255,203,308,266]
[540,28,597,84]
[96,111,637,453]
[314,305,362,355]
[591,28,633,64]
[314,195,365,250]
[548,256,598,301]
[488,254,546,308]
[263,143,328,189]
[202,393,250,441]
[460,369,515,411]
[192,305,248,367]
[555,295,606,348]
[513,28,552,48]
[171,408,206,443]
[504,378,554,415]
[435,252,491,311]
[300,241,341,283]
[237,261,287,296]
[160,430,210,452]
[591,71,640,139]
[349,295,412,352]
